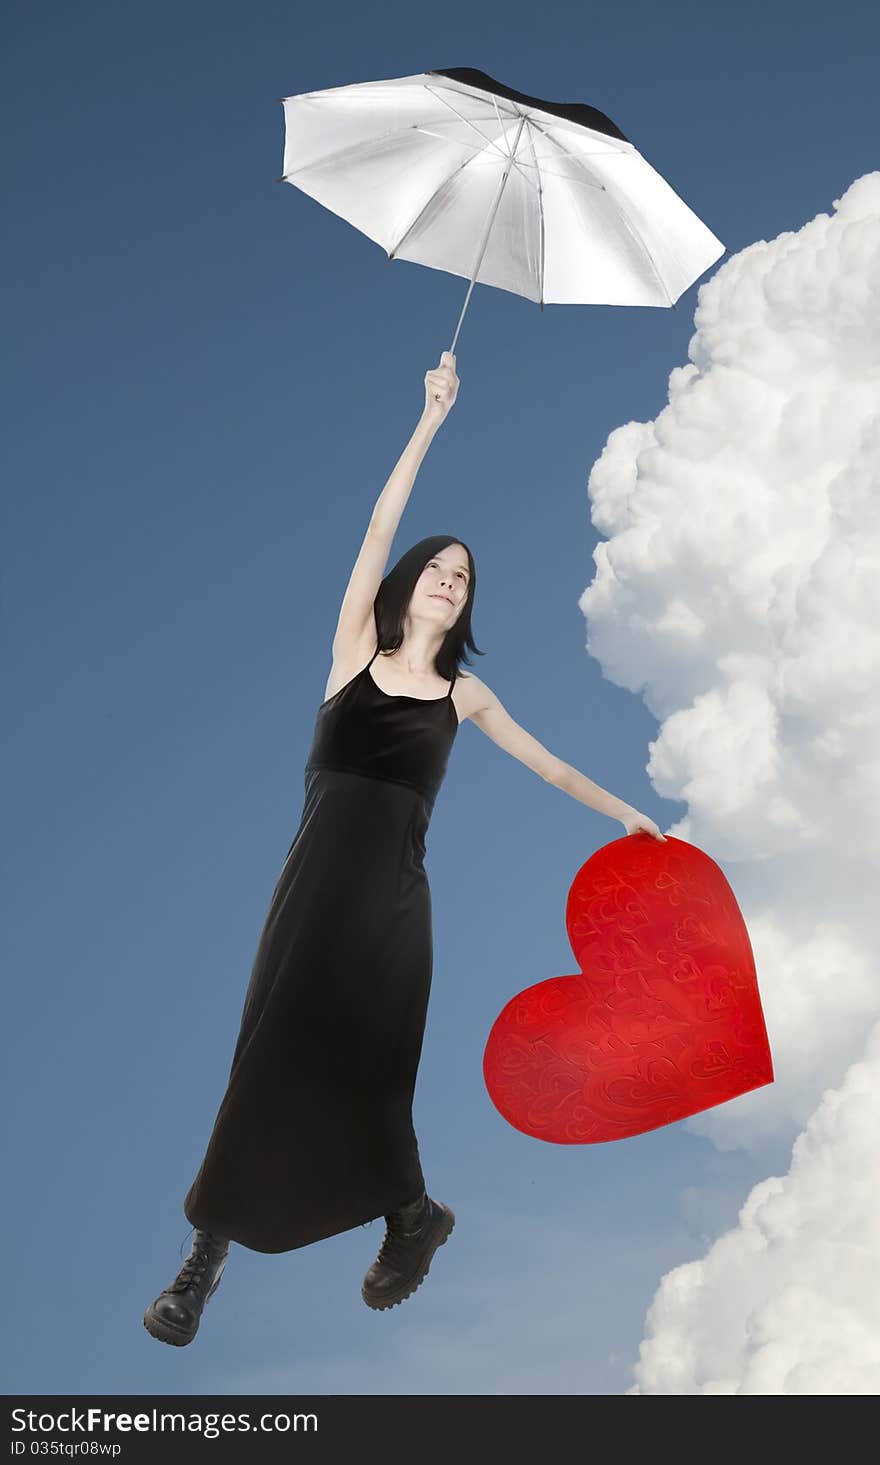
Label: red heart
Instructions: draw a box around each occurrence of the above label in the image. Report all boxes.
[483,835,773,1143]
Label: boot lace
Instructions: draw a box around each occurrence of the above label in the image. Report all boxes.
[167,1229,225,1294]
[375,1199,428,1267]
[375,1223,409,1269]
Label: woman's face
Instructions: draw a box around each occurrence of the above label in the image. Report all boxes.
[412,544,470,624]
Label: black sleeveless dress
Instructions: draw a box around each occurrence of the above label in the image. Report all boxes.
[182,646,459,1254]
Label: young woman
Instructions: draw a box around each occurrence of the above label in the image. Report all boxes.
[143,350,665,1347]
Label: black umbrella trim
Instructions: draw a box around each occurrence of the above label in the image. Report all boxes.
[427,67,629,144]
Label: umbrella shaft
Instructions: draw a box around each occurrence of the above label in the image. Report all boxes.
[450,112,527,356]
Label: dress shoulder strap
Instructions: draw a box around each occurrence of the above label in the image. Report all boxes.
[367,643,454,692]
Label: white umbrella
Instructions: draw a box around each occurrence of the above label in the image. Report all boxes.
[278,66,725,355]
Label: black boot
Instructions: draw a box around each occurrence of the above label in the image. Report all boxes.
[143,1228,229,1347]
[361,1189,455,1311]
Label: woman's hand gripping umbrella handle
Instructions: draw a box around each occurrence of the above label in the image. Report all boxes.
[423,351,459,428]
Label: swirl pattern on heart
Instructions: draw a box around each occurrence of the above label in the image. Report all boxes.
[482,835,773,1144]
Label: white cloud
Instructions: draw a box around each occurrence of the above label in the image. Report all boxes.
[628,1018,880,1394]
[578,172,880,1392]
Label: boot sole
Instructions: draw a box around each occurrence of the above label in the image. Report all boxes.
[142,1257,227,1346]
[361,1204,455,1311]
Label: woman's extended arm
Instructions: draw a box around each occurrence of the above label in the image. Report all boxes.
[464,675,667,842]
[369,352,459,540]
[554,763,665,840]
[332,353,460,649]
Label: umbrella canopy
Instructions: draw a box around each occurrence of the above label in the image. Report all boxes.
[279,66,725,351]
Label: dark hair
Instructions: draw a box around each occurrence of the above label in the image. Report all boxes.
[373,535,484,682]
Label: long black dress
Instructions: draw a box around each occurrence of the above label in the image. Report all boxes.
[182,646,459,1254]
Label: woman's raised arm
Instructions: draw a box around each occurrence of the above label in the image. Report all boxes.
[332,352,459,649]
[369,351,458,539]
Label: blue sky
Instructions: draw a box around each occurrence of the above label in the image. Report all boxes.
[3,0,878,1396]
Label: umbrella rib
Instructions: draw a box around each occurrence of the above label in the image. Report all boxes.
[424,79,519,162]
[521,121,606,194]
[387,151,478,259]
[422,83,538,194]
[390,94,536,260]
[281,121,436,177]
[410,126,540,196]
[490,93,510,152]
[530,121,674,304]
